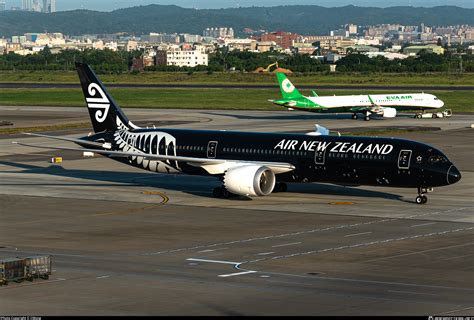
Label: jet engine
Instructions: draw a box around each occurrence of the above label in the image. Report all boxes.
[224,165,276,197]
[382,107,397,118]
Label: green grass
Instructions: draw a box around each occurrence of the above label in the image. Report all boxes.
[0,87,472,112]
[1,70,474,87]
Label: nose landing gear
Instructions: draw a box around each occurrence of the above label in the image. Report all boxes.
[415,187,432,204]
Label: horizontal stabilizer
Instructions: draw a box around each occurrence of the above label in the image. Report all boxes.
[23,132,111,149]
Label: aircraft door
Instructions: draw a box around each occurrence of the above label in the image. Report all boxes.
[398,150,412,169]
[207,141,218,158]
[315,148,326,165]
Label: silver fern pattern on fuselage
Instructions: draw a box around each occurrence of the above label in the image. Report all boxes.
[112,117,181,174]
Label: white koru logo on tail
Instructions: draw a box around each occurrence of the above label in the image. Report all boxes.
[86,83,110,123]
[282,79,295,93]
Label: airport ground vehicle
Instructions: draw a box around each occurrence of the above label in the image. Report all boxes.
[0,256,52,285]
[414,109,452,119]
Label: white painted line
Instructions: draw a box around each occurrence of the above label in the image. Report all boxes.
[218,271,257,278]
[260,275,271,278]
[256,252,274,256]
[272,242,301,248]
[344,231,372,238]
[186,258,239,265]
[198,247,229,253]
[96,275,110,279]
[438,306,474,315]
[388,290,438,296]
[410,222,436,228]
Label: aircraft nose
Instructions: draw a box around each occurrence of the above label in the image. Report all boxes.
[447,165,461,184]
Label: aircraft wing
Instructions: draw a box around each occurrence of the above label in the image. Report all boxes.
[13,139,296,175]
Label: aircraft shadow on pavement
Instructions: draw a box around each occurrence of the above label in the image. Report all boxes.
[1,161,405,202]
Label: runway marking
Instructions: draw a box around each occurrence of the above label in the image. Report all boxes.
[142,207,471,256]
[438,306,474,315]
[344,231,372,238]
[218,271,257,278]
[96,275,110,279]
[186,258,240,265]
[247,270,474,292]
[388,290,438,296]
[197,247,229,253]
[244,226,474,264]
[142,190,169,204]
[256,252,274,256]
[410,222,437,228]
[272,242,301,248]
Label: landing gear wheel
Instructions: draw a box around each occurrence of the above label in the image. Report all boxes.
[415,113,422,119]
[416,188,429,204]
[352,114,358,120]
[432,114,438,119]
[415,196,426,204]
[364,115,370,121]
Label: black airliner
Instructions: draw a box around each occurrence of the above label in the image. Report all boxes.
[15,63,461,204]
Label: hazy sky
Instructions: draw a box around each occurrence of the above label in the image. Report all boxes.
[6,0,474,10]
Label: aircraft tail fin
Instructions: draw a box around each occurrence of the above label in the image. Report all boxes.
[75,62,137,133]
[276,73,304,100]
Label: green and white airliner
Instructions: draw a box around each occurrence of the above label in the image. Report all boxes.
[271,73,445,121]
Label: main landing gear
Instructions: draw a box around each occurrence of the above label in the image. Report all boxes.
[351,112,371,121]
[364,111,371,121]
[415,187,433,204]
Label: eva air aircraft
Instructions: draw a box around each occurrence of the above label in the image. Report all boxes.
[271,73,445,121]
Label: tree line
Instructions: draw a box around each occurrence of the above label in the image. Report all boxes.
[0,47,473,73]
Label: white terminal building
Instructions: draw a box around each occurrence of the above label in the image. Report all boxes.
[157,45,208,67]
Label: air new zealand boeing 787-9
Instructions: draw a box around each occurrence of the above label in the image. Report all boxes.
[15,63,461,204]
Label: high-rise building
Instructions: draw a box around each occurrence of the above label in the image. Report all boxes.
[22,0,32,10]
[22,0,41,12]
[42,0,55,13]
[0,1,6,11]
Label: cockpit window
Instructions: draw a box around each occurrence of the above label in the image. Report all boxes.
[434,98,439,100]
[428,155,448,164]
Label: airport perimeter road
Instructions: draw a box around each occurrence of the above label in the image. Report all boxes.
[0,110,473,315]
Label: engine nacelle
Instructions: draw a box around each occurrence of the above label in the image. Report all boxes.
[224,165,276,197]
[382,107,397,118]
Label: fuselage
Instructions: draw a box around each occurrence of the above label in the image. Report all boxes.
[92,128,460,189]
[275,93,444,112]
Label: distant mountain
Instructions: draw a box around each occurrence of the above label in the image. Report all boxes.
[0,5,473,37]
